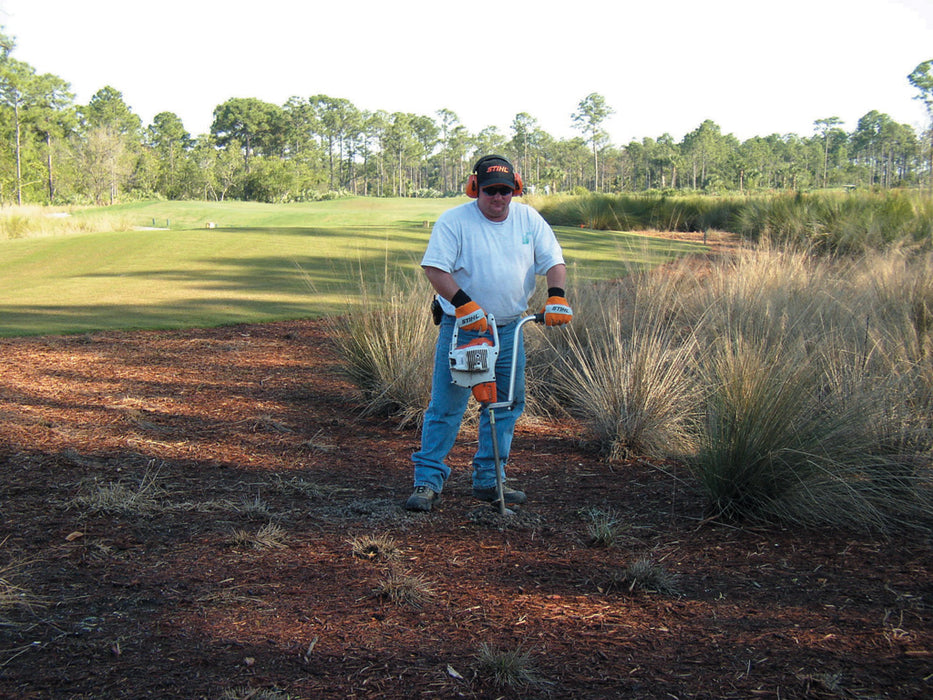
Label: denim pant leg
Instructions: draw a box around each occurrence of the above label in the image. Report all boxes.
[411,316,471,492]
[471,320,526,490]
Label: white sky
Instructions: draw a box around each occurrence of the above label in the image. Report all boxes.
[2,0,931,144]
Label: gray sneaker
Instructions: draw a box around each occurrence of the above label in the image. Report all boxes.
[472,485,526,504]
[405,486,441,512]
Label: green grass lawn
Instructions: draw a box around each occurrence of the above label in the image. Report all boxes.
[0,199,706,337]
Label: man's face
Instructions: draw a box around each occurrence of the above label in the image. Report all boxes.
[477,184,513,222]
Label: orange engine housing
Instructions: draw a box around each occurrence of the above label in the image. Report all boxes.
[471,381,497,404]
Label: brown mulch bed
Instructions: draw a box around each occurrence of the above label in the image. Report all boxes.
[1,265,931,698]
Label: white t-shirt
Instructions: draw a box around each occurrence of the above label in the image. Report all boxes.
[421,200,565,324]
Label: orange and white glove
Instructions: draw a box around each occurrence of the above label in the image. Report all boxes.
[452,290,488,333]
[540,288,573,326]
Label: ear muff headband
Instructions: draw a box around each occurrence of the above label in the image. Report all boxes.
[466,157,523,198]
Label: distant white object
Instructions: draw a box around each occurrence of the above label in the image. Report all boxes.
[206,222,216,229]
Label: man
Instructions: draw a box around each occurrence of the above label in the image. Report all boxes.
[406,155,572,512]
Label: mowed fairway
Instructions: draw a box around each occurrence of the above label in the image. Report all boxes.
[0,198,705,337]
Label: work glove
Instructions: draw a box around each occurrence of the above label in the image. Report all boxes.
[540,289,573,326]
[455,299,488,333]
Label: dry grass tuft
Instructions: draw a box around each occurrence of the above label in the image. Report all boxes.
[371,570,435,608]
[235,494,274,520]
[349,533,401,562]
[580,506,627,547]
[268,473,346,500]
[612,554,680,595]
[476,643,540,688]
[69,463,167,515]
[230,523,288,550]
[0,542,44,626]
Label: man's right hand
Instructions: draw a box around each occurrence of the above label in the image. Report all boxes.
[455,300,488,333]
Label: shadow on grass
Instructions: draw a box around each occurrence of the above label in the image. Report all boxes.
[0,247,425,337]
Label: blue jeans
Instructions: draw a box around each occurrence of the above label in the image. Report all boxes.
[412,315,526,493]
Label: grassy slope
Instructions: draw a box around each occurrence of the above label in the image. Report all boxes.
[0,199,705,337]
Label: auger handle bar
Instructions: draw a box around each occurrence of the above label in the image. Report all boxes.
[487,313,544,411]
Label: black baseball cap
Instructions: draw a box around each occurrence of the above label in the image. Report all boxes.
[475,155,516,189]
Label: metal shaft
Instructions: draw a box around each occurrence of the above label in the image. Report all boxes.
[485,314,543,516]
[487,405,507,515]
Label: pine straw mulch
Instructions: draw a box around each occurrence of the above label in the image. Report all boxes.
[0,274,931,699]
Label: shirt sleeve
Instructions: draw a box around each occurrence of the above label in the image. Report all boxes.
[420,211,458,272]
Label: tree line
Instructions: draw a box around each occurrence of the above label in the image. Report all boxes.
[2,31,931,205]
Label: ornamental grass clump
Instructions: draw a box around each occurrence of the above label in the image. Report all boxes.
[545,264,701,461]
[686,246,933,529]
[230,522,288,550]
[554,243,933,531]
[732,191,933,252]
[689,331,879,525]
[327,263,435,427]
[0,206,134,241]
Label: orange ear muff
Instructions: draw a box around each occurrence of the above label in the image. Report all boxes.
[512,172,524,197]
[466,171,523,198]
[466,173,479,198]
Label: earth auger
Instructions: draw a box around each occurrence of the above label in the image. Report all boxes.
[448,313,544,515]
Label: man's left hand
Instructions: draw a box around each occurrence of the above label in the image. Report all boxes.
[541,296,573,326]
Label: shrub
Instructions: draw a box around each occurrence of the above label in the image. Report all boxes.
[410,188,443,198]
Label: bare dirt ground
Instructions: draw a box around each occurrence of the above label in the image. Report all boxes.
[0,237,930,699]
